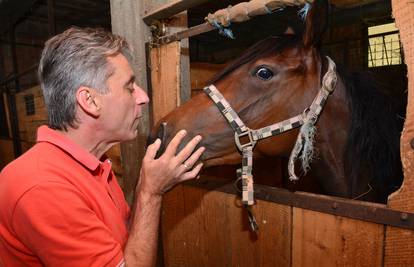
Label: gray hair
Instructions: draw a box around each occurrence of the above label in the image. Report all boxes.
[38,27,132,130]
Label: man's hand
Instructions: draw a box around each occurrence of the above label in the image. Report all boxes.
[138,130,205,196]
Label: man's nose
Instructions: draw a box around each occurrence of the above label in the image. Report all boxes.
[134,84,149,105]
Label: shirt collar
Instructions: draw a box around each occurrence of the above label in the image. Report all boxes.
[36,125,100,171]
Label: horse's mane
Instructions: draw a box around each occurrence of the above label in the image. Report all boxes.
[207,35,404,201]
[341,69,404,201]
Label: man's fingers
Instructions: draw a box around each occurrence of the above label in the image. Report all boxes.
[163,130,187,157]
[181,147,205,170]
[144,138,161,160]
[175,135,202,163]
[180,163,203,181]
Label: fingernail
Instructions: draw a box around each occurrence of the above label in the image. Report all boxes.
[196,135,202,141]
[155,138,161,144]
[180,130,187,135]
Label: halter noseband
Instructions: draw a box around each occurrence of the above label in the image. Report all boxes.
[203,56,338,207]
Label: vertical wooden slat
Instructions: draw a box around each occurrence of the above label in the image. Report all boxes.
[384,1,414,266]
[162,186,231,267]
[2,92,12,138]
[110,0,151,204]
[292,208,384,267]
[163,185,292,267]
[150,41,181,124]
[228,198,292,267]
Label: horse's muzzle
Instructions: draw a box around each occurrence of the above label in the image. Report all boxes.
[147,122,167,159]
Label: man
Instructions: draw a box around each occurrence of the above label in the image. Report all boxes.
[0,27,204,266]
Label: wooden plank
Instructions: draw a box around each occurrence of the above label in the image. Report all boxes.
[2,92,12,138]
[143,0,211,25]
[227,197,291,267]
[162,186,231,267]
[150,41,181,124]
[187,178,414,230]
[162,185,292,267]
[160,185,187,267]
[292,208,384,267]
[384,1,414,266]
[169,12,191,103]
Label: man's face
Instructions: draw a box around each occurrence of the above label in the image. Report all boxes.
[99,53,149,142]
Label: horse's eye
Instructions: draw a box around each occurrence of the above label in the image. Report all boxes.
[256,67,273,81]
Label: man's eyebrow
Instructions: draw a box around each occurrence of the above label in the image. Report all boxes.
[124,75,135,86]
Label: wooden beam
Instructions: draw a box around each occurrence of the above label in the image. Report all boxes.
[143,0,211,25]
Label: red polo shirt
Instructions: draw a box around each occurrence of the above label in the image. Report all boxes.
[0,126,130,266]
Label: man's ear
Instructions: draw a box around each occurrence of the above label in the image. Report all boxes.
[76,87,101,117]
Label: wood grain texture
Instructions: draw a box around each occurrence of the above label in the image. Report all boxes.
[384,1,414,266]
[292,208,384,267]
[162,185,292,267]
[150,41,181,124]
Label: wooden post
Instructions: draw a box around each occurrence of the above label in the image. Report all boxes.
[385,1,414,266]
[110,0,152,204]
[8,24,22,157]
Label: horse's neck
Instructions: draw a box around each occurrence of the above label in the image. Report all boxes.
[311,77,353,198]
[311,76,383,202]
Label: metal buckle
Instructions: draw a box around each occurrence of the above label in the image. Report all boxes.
[234,130,256,152]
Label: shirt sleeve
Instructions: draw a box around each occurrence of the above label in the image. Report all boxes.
[12,181,124,267]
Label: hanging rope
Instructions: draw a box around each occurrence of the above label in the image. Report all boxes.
[205,0,314,38]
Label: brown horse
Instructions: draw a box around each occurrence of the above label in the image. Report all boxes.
[150,1,403,203]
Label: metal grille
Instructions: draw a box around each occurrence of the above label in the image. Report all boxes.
[368,31,402,67]
[24,94,35,116]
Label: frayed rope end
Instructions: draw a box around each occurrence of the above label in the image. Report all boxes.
[298,3,311,21]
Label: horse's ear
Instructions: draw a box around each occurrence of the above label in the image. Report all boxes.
[302,0,331,48]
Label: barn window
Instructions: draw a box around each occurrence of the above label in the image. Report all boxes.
[368,22,402,67]
[24,94,35,116]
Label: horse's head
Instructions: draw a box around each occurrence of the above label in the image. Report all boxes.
[151,1,333,168]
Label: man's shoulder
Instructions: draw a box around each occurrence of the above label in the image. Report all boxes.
[0,142,83,205]
[1,141,74,177]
